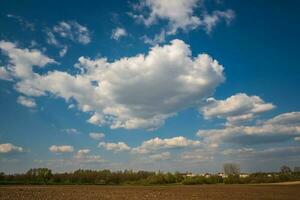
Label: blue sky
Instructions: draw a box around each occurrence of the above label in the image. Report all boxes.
[0,0,300,173]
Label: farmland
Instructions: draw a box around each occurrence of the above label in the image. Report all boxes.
[1,184,300,200]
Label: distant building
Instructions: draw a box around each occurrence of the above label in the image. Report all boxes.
[186,172,196,177]
[239,173,249,178]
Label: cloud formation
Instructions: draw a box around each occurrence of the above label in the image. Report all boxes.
[17,96,36,108]
[89,132,105,140]
[131,136,201,154]
[197,112,300,146]
[98,142,131,152]
[0,39,224,130]
[201,93,275,124]
[131,0,234,36]
[53,21,91,44]
[111,27,127,40]
[49,145,74,153]
[0,143,24,154]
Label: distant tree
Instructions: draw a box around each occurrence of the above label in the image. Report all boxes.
[26,168,52,183]
[223,163,240,175]
[294,167,300,173]
[280,165,292,174]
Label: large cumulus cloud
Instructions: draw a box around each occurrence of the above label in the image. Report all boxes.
[0,39,225,130]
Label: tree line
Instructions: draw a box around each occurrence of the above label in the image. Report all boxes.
[1,165,300,185]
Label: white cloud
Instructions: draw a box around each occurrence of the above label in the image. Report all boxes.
[131,0,201,34]
[131,136,201,154]
[111,27,127,40]
[89,132,105,140]
[46,31,61,47]
[53,21,91,44]
[266,112,300,125]
[141,30,165,45]
[197,112,300,146]
[98,142,131,152]
[59,46,68,57]
[0,67,12,81]
[201,10,235,34]
[0,41,56,79]
[49,145,74,153]
[0,39,224,130]
[149,151,170,161]
[17,96,36,108]
[77,39,224,129]
[131,0,235,35]
[201,93,275,124]
[76,149,90,155]
[0,143,24,153]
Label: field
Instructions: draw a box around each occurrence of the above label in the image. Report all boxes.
[1,184,300,200]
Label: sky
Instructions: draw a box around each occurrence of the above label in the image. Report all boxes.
[0,0,300,174]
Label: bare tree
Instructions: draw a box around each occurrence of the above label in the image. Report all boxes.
[223,163,240,175]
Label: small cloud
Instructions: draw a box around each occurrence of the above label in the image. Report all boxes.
[111,27,127,40]
[98,141,131,152]
[68,104,75,109]
[59,46,68,57]
[17,96,36,108]
[53,21,91,44]
[131,136,201,154]
[89,132,105,140]
[141,30,165,45]
[0,143,24,154]
[49,145,74,153]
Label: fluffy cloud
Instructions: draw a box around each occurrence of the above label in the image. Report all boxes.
[111,27,127,40]
[17,96,36,108]
[0,143,24,153]
[201,93,275,124]
[45,20,90,57]
[201,10,235,34]
[76,149,90,155]
[197,112,300,146]
[131,0,234,35]
[77,39,224,129]
[266,112,300,125]
[131,136,201,154]
[89,132,105,140]
[0,41,56,80]
[98,142,131,152]
[149,152,170,161]
[0,67,12,81]
[53,21,91,44]
[49,145,74,153]
[0,39,224,130]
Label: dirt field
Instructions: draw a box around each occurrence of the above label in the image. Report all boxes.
[0,184,299,200]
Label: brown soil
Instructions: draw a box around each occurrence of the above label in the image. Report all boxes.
[0,184,299,200]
